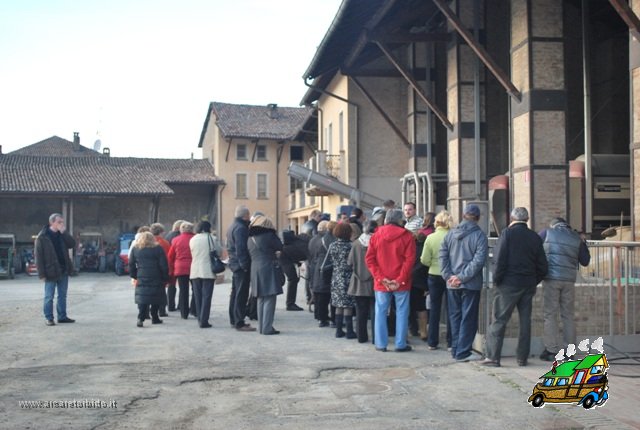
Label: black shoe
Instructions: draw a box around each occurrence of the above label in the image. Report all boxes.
[539,349,555,361]
[200,323,212,328]
[58,317,75,323]
[159,312,169,317]
[45,320,55,326]
[318,321,330,328]
[346,332,357,339]
[137,320,143,328]
[329,322,336,328]
[168,307,177,312]
[151,319,163,324]
[335,330,345,338]
[395,345,413,352]
[286,304,304,311]
[517,359,527,367]
[263,330,280,335]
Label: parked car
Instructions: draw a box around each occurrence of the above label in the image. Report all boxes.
[115,233,136,276]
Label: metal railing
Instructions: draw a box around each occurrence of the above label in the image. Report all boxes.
[478,239,640,339]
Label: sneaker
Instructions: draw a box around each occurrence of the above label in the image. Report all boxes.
[395,345,413,352]
[375,347,387,352]
[539,349,555,362]
[456,351,483,362]
[428,345,438,350]
[45,320,55,326]
[137,320,143,328]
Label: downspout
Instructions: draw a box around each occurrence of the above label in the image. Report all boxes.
[473,0,482,200]
[217,184,226,239]
[277,142,285,230]
[317,106,324,214]
[582,0,593,236]
[304,77,360,189]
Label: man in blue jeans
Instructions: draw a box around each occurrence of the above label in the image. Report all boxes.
[365,209,416,352]
[35,213,76,326]
[440,204,488,362]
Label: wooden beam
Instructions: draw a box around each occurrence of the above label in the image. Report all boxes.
[350,76,412,149]
[431,0,522,102]
[373,40,453,130]
[608,0,640,40]
[343,0,401,69]
[343,67,428,80]
[371,31,450,44]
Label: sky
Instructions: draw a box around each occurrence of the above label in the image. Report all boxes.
[0,0,342,158]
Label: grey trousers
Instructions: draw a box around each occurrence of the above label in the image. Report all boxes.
[484,284,536,362]
[542,279,576,352]
[257,295,277,334]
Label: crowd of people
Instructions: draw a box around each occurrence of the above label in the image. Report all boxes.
[36,202,591,364]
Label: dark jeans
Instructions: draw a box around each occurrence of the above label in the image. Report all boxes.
[485,284,536,362]
[138,304,159,321]
[314,292,330,322]
[192,278,215,326]
[427,275,451,348]
[177,275,191,319]
[448,288,481,360]
[282,261,299,307]
[167,279,177,311]
[229,269,251,328]
[354,296,375,343]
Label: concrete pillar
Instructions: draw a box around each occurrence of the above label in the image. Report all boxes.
[510,0,567,231]
[446,0,487,220]
[632,1,640,240]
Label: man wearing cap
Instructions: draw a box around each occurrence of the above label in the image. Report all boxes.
[538,217,590,361]
[439,204,488,362]
[482,207,548,367]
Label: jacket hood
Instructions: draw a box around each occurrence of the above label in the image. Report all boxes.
[451,220,481,240]
[376,224,410,242]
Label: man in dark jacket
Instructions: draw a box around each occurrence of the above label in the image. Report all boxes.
[482,207,548,367]
[35,213,76,326]
[227,205,255,331]
[440,204,488,362]
[280,230,309,311]
[538,217,590,361]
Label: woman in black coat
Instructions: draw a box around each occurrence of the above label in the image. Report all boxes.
[130,232,169,327]
[307,220,336,327]
[247,215,284,335]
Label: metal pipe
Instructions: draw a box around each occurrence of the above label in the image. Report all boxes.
[413,171,421,215]
[582,0,593,235]
[473,0,482,200]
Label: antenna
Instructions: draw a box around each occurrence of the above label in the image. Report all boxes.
[93,138,102,152]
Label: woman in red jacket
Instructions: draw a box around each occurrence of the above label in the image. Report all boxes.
[365,209,416,352]
[168,222,195,319]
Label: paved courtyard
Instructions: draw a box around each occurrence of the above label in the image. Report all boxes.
[0,273,638,429]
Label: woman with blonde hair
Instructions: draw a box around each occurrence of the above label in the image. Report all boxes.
[129,232,169,327]
[420,210,454,350]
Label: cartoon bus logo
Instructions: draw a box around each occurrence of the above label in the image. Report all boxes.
[528,352,609,409]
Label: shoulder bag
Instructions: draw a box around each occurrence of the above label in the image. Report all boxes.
[208,235,226,274]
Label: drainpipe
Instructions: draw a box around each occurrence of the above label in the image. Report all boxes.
[217,184,226,240]
[277,142,285,230]
[304,77,360,189]
[473,0,482,200]
[582,0,593,236]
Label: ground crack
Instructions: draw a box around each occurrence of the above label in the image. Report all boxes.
[178,375,245,386]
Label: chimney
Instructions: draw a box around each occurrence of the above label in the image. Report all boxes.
[0,145,2,155]
[73,132,80,145]
[267,103,278,119]
[103,147,110,157]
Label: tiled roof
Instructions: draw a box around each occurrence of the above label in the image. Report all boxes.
[207,102,314,141]
[0,155,223,196]
[9,136,103,157]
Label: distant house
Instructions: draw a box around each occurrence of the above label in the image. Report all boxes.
[198,102,316,235]
[0,134,223,249]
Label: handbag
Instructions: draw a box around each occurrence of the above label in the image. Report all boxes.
[208,235,226,274]
[320,238,334,285]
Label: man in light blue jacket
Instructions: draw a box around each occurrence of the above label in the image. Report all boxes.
[440,204,488,362]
